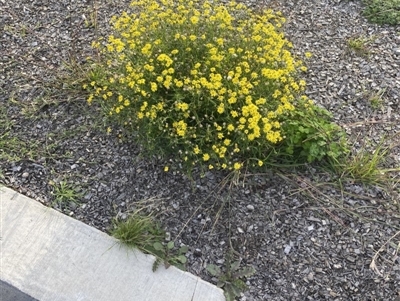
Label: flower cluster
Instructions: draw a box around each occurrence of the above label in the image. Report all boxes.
[84,0,326,171]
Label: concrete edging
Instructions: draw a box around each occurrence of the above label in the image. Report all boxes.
[0,186,225,301]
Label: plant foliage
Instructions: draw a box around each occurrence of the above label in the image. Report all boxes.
[84,0,348,172]
[362,0,400,25]
[207,260,256,301]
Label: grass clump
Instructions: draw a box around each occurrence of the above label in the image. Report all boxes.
[328,136,400,186]
[49,180,83,209]
[84,0,348,173]
[362,0,400,25]
[368,88,385,110]
[111,213,164,249]
[111,212,188,271]
[346,35,375,57]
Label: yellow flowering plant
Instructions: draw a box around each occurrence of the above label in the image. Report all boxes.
[84,0,348,172]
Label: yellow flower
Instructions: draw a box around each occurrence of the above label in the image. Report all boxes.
[258,160,263,167]
[141,43,152,55]
[190,16,199,24]
[173,120,187,137]
[164,166,169,172]
[203,153,210,161]
[217,103,224,114]
[233,162,242,170]
[174,80,184,87]
[305,51,313,58]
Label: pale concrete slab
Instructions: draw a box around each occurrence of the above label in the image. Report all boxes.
[0,186,225,301]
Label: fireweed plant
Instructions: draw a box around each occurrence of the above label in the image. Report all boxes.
[84,0,348,172]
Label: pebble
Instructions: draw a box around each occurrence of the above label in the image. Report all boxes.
[193,248,202,257]
[246,204,255,211]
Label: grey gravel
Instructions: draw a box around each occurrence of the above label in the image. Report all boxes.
[1,0,400,300]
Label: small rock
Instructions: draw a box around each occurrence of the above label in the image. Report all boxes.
[193,248,202,257]
[12,166,22,172]
[22,172,29,178]
[246,204,255,211]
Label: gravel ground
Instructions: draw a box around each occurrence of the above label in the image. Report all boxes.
[1,0,400,300]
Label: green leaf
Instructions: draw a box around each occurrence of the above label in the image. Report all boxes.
[224,283,239,301]
[176,255,187,263]
[174,263,186,271]
[167,241,175,250]
[235,266,256,278]
[230,260,241,271]
[206,264,222,277]
[153,242,164,251]
[217,280,225,288]
[228,281,243,297]
[179,245,189,254]
[152,257,162,272]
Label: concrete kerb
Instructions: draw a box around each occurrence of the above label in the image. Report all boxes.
[0,186,225,301]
